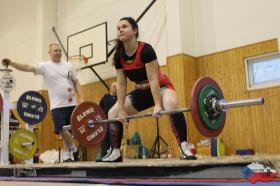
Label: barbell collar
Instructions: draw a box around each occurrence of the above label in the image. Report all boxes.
[216,97,264,112]
[21,142,34,147]
[63,125,72,131]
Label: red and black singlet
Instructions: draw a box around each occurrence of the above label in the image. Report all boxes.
[115,41,174,90]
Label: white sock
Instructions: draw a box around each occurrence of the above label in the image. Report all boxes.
[101,148,121,161]
[63,152,71,160]
[180,141,193,156]
[113,148,120,154]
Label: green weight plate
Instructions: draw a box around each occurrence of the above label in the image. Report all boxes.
[9,129,37,160]
[198,85,225,130]
[190,77,226,138]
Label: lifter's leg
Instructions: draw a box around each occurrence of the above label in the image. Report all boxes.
[100,96,138,162]
[59,129,79,162]
[161,88,196,159]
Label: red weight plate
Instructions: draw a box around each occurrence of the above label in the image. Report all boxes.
[190,77,226,137]
[0,94,2,113]
[71,101,108,146]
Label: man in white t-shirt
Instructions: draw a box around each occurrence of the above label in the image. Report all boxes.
[2,43,85,162]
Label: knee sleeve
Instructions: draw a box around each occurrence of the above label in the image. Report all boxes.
[169,112,187,144]
[109,122,123,148]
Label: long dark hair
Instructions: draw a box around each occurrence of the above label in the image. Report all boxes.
[113,17,139,66]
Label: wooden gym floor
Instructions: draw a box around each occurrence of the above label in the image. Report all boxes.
[0,154,279,176]
[0,154,279,185]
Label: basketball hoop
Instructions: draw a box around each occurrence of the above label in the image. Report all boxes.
[68,55,89,72]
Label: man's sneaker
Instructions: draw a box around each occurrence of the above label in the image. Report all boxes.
[72,149,80,162]
[63,158,74,162]
[62,152,73,163]
[100,148,122,162]
[179,141,196,160]
[96,147,112,162]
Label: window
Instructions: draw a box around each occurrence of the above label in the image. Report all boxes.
[245,52,280,90]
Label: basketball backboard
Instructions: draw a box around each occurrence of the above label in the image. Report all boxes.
[67,22,108,70]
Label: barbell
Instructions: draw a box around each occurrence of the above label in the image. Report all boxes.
[7,76,265,159]
[66,77,264,146]
[78,98,263,124]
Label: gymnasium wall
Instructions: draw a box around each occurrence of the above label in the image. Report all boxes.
[0,0,57,101]
[56,0,168,84]
[2,0,280,100]
[190,0,280,56]
[54,0,280,84]
[0,0,39,101]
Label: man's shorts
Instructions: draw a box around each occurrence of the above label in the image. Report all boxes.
[51,106,76,134]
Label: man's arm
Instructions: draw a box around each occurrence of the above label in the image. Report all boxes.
[72,79,85,103]
[2,58,35,72]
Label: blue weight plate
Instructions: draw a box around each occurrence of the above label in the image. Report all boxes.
[17,91,47,125]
